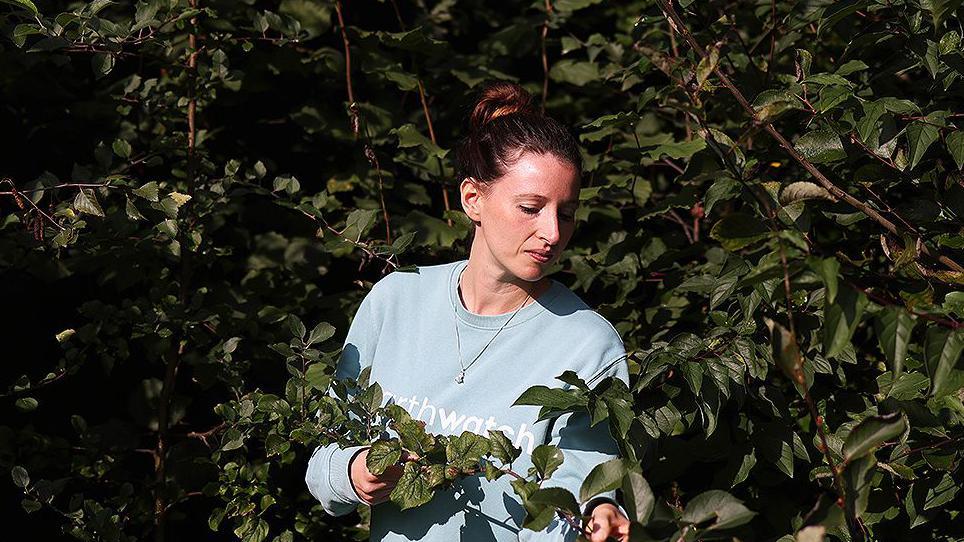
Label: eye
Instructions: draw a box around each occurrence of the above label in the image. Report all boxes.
[519,206,539,215]
[560,212,576,222]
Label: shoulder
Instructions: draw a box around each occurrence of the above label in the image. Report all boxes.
[542,282,626,382]
[364,259,459,303]
[545,283,624,351]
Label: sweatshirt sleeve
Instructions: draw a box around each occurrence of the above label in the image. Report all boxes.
[520,334,631,542]
[305,284,382,517]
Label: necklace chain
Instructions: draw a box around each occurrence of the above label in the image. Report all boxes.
[453,268,531,384]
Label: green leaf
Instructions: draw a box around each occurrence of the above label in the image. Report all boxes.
[842,412,907,462]
[794,129,846,164]
[367,440,402,476]
[621,468,655,524]
[924,327,964,397]
[391,124,445,158]
[306,322,335,346]
[579,458,627,503]
[530,444,564,480]
[681,490,756,531]
[696,45,719,87]
[822,286,868,359]
[548,59,600,87]
[304,363,330,391]
[11,466,29,488]
[286,314,306,341]
[874,307,915,377]
[221,428,244,451]
[513,386,585,411]
[125,197,146,221]
[765,317,802,384]
[927,0,963,29]
[946,130,964,170]
[843,454,876,516]
[445,431,489,470]
[390,462,433,510]
[91,53,115,77]
[528,487,580,517]
[808,256,840,304]
[0,0,39,15]
[393,415,436,457]
[709,213,768,251]
[132,181,159,202]
[487,429,521,465]
[21,498,41,513]
[15,397,38,412]
[112,139,132,159]
[906,120,939,170]
[779,181,834,205]
[73,189,105,217]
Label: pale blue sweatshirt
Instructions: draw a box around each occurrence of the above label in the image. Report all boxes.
[305,259,630,541]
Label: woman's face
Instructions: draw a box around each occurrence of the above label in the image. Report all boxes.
[460,151,581,283]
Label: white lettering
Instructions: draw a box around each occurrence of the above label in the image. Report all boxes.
[462,416,484,434]
[416,397,436,425]
[514,423,535,454]
[438,408,467,431]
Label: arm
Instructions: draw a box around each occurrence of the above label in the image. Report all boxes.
[304,286,380,517]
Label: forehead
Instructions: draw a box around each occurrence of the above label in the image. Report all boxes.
[492,152,580,202]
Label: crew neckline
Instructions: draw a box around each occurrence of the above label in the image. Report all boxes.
[447,259,562,330]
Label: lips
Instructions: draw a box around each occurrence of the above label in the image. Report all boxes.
[527,250,552,263]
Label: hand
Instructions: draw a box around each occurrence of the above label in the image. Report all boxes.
[583,503,630,542]
[348,447,418,505]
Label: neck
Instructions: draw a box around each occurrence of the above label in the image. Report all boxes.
[459,255,549,316]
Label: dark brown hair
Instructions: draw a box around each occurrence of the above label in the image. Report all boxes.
[454,80,583,187]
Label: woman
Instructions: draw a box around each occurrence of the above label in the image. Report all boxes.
[306,81,631,542]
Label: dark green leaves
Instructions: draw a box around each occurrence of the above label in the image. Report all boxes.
[874,308,915,376]
[794,129,846,164]
[906,120,940,170]
[946,131,964,170]
[923,327,964,397]
[621,468,655,524]
[1,0,39,15]
[680,490,756,531]
[487,430,521,465]
[11,466,29,488]
[709,213,768,251]
[367,440,402,476]
[579,458,627,502]
[823,286,868,359]
[529,444,564,481]
[390,462,433,510]
[73,189,105,217]
[445,431,488,470]
[842,412,908,463]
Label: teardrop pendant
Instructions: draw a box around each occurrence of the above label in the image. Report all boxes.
[456,370,465,384]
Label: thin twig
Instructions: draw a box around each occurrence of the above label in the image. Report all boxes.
[415,79,453,226]
[540,0,554,114]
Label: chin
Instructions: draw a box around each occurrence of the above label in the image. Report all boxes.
[514,262,546,282]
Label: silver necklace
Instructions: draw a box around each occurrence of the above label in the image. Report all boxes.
[453,269,532,384]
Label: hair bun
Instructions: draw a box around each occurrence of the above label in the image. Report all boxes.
[469,81,535,132]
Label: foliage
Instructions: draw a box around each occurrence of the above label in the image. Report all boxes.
[2,0,964,541]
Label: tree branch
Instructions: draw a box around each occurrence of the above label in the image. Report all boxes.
[654,0,964,278]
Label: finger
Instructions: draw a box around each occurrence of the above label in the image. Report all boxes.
[400,450,421,462]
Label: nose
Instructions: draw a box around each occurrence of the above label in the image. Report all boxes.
[538,210,561,246]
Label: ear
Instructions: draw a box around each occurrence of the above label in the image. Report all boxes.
[459,177,484,224]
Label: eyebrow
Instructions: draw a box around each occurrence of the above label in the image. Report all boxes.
[514,193,579,205]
